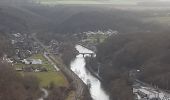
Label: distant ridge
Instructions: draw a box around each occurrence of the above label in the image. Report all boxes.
[37,0,137,5]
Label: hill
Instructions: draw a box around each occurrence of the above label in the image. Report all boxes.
[86,31,170,99]
[0,4,51,33]
[0,4,163,35]
[54,7,162,34]
[37,0,137,5]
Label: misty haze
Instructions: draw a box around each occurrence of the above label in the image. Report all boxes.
[1,0,170,100]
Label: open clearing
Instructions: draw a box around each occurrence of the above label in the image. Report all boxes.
[16,53,68,87]
[24,71,68,87]
[29,53,55,71]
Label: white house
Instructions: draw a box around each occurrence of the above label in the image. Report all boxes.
[21,59,42,65]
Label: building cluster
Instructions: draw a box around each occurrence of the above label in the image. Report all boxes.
[76,29,118,52]
[10,33,42,61]
[133,84,170,100]
[21,59,42,65]
[4,33,64,73]
[48,40,64,56]
[5,33,49,72]
[16,65,47,72]
[84,29,118,36]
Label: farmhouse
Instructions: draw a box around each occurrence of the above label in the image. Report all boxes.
[21,59,42,64]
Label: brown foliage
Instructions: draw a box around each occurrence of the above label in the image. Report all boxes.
[0,63,40,100]
[60,43,77,66]
[93,32,170,99]
[0,35,12,57]
[45,85,68,100]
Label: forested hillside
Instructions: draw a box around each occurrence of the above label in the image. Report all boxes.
[0,4,163,36]
[0,7,27,33]
[32,5,164,43]
[0,33,11,57]
[86,31,170,99]
[0,63,41,100]
[54,10,159,34]
[0,1,56,34]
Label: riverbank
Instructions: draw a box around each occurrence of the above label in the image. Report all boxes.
[71,45,110,100]
[78,43,97,53]
[77,45,103,81]
[85,59,102,81]
[32,33,92,100]
[48,54,92,100]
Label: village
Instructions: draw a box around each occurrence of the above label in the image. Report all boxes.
[5,31,170,100]
[133,80,170,100]
[130,69,170,100]
[76,29,118,51]
[3,33,68,87]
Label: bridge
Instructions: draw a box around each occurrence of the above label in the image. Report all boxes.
[79,53,95,57]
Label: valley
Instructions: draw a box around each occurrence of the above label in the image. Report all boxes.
[1,1,170,100]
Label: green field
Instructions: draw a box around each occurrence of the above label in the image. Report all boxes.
[15,53,68,87]
[14,53,55,71]
[24,72,68,87]
[143,16,170,27]
[14,63,25,68]
[82,34,109,45]
[148,17,170,23]
[29,53,55,71]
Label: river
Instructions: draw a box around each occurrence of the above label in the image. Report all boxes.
[70,45,110,100]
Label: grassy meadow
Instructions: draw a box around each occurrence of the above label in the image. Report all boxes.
[15,53,68,87]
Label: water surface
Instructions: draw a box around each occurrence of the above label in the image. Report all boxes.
[70,45,110,100]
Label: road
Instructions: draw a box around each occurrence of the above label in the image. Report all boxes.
[32,33,87,100]
[43,52,59,71]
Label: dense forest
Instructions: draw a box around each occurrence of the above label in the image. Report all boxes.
[0,34,11,57]
[86,31,170,99]
[0,63,41,100]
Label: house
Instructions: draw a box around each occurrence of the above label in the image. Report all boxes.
[21,59,42,65]
[22,66,47,72]
[15,68,23,71]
